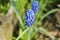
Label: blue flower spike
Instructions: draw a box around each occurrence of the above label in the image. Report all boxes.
[25,0,39,27]
[32,0,39,14]
[25,9,35,27]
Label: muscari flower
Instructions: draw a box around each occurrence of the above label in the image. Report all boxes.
[25,0,39,27]
[32,0,39,14]
[25,9,35,27]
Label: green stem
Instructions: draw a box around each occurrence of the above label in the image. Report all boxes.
[16,28,30,40]
[10,0,24,29]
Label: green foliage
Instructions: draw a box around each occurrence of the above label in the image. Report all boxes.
[0,0,9,13]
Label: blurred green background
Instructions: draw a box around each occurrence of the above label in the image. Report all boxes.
[0,0,60,40]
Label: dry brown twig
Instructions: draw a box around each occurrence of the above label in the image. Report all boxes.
[0,5,17,40]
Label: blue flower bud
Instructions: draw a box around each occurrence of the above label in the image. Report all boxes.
[32,0,39,14]
[25,9,35,27]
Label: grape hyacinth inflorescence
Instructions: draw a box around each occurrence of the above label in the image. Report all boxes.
[25,0,39,27]
[32,0,39,14]
[25,9,35,27]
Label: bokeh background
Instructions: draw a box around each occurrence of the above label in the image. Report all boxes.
[0,0,60,40]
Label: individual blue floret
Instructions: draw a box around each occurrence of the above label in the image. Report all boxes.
[25,9,35,27]
[32,0,39,14]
